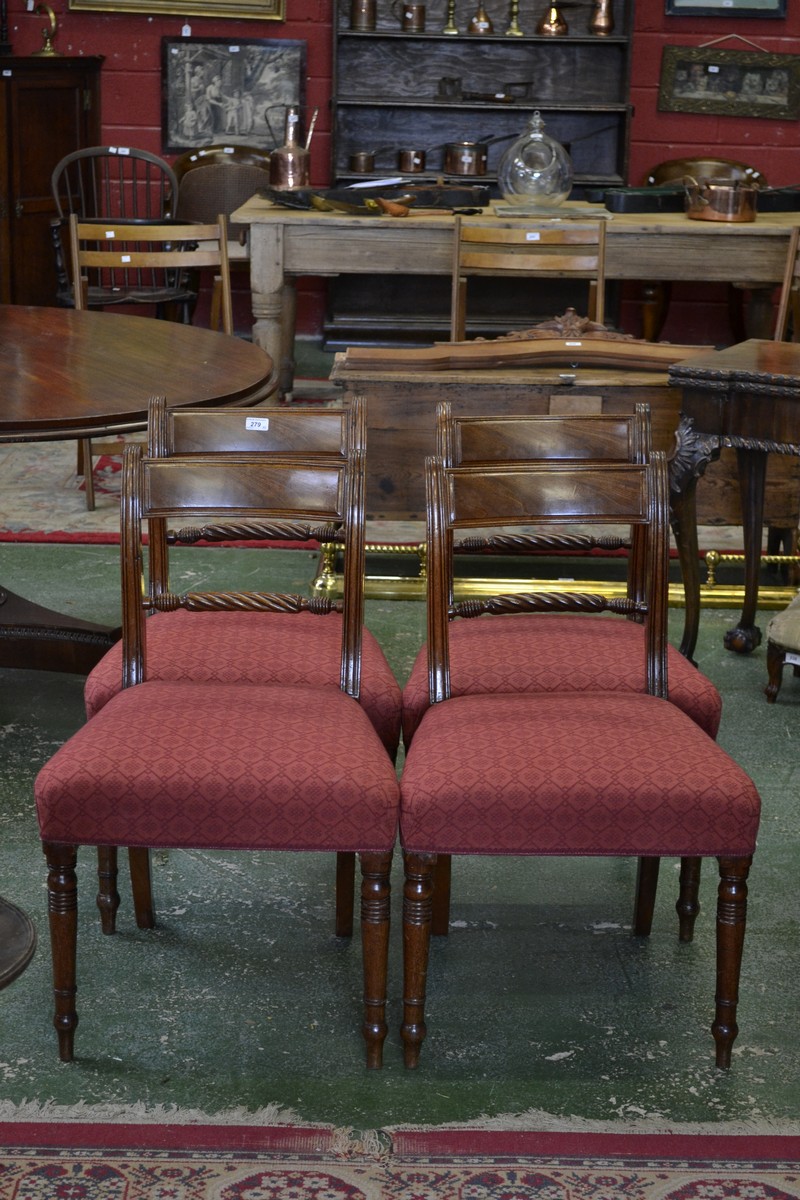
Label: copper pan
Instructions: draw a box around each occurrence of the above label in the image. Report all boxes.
[684,176,759,223]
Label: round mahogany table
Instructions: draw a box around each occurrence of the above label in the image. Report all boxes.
[0,305,276,675]
[0,305,275,441]
[0,897,36,990]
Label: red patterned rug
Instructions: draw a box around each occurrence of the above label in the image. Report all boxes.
[1,1124,799,1198]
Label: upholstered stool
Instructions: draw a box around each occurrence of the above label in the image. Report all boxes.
[765,592,800,702]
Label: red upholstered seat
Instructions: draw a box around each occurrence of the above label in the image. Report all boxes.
[401,692,758,857]
[86,610,401,757]
[38,681,399,852]
[402,614,721,746]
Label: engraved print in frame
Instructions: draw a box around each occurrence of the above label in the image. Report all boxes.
[658,44,800,120]
[161,37,306,153]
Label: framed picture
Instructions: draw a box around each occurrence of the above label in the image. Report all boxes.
[666,0,785,14]
[161,38,306,154]
[73,0,284,19]
[658,44,800,119]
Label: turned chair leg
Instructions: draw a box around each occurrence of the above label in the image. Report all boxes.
[633,855,702,942]
[632,855,659,936]
[401,850,436,1069]
[336,850,356,938]
[765,642,786,704]
[359,850,393,1069]
[712,854,752,1069]
[96,845,120,934]
[44,840,79,1063]
[128,847,156,929]
[431,853,452,936]
[676,856,702,942]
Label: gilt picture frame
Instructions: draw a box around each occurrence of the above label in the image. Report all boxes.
[658,44,800,119]
[161,38,306,154]
[666,0,786,15]
[72,0,284,20]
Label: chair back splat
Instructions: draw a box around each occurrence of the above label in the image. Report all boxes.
[35,437,400,1068]
[68,213,234,334]
[450,215,607,341]
[399,449,760,1070]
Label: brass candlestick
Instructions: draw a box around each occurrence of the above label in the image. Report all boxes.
[505,0,524,35]
[442,0,459,33]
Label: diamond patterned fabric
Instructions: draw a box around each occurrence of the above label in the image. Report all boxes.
[85,610,402,756]
[37,681,400,852]
[401,615,722,746]
[400,692,760,857]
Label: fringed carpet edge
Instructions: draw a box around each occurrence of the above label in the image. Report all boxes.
[1,1120,800,1200]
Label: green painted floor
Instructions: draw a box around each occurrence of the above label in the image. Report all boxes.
[0,542,798,1130]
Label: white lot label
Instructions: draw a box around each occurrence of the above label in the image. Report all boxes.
[245,417,270,431]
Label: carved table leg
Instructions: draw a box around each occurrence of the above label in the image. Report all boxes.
[723,447,767,654]
[670,416,721,664]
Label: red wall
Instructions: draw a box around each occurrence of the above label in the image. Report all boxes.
[6,0,800,340]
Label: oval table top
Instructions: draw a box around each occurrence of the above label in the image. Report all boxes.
[0,306,276,441]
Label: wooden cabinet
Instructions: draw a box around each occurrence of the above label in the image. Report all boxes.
[326,1,631,343]
[0,57,103,306]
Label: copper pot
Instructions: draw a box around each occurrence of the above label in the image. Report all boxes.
[398,148,426,173]
[350,151,375,173]
[444,140,489,176]
[684,176,759,223]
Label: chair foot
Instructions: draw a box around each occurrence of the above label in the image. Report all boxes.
[359,850,393,1069]
[712,855,751,1069]
[401,850,436,1068]
[44,840,79,1062]
[676,855,702,942]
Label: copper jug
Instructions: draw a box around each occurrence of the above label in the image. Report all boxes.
[589,0,614,35]
[268,105,310,190]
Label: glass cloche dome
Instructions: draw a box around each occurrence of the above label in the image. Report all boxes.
[497,110,573,207]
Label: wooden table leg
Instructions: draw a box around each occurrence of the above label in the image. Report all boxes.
[248,223,293,401]
[672,476,702,665]
[723,447,767,654]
